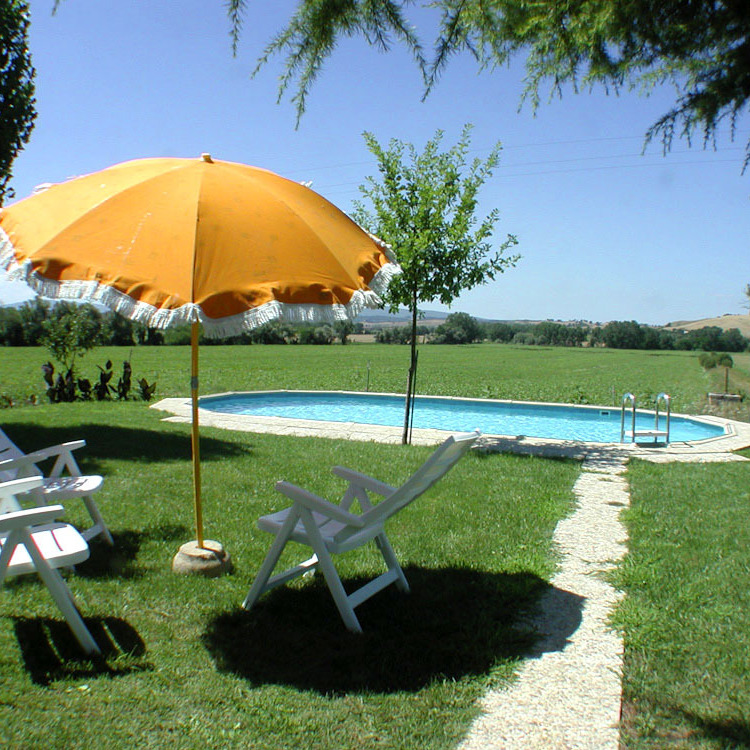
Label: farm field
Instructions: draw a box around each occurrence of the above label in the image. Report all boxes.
[2,343,745,418]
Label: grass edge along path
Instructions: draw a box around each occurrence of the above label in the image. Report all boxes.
[0,403,579,749]
[612,456,750,750]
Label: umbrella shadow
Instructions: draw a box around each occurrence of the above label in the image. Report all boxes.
[13,616,151,686]
[203,566,585,695]
[2,423,254,472]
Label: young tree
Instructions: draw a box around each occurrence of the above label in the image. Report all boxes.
[0,0,36,203]
[40,302,101,374]
[237,0,750,167]
[352,125,518,442]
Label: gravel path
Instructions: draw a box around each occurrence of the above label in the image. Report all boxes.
[459,454,630,750]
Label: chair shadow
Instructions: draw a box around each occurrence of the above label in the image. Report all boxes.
[74,523,190,580]
[13,616,152,686]
[677,710,750,747]
[2,423,254,471]
[203,566,585,695]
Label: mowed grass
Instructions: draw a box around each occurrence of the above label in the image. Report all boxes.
[0,343,730,415]
[2,343,750,748]
[0,398,579,748]
[613,458,750,749]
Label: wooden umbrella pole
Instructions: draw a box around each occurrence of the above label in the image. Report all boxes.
[191,321,204,547]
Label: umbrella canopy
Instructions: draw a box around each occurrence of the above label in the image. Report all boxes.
[0,154,397,335]
[0,154,400,554]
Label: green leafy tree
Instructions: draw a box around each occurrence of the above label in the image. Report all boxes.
[352,125,518,442]
[237,0,750,165]
[334,320,354,345]
[0,0,36,202]
[16,297,49,344]
[40,302,101,374]
[432,312,483,344]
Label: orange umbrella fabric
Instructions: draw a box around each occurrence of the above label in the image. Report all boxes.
[0,154,398,336]
[0,155,399,551]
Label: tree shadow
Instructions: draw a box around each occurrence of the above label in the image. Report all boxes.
[2,423,254,472]
[203,566,585,695]
[13,616,152,686]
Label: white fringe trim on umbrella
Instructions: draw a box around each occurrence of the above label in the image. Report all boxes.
[0,227,402,339]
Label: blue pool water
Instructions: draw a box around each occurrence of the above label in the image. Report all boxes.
[200,391,726,444]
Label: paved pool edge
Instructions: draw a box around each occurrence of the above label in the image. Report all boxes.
[151,395,750,457]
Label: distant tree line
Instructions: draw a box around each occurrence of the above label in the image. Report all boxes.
[0,299,364,347]
[1,301,747,352]
[374,314,749,352]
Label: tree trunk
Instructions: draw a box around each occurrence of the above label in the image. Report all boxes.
[401,301,418,444]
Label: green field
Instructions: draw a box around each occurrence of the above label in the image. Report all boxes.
[2,342,743,416]
[0,343,749,748]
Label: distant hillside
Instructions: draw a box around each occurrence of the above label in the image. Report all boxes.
[664,314,750,337]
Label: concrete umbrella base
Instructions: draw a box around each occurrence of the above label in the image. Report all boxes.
[172,540,233,577]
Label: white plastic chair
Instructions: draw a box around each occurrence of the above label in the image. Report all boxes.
[0,427,112,545]
[243,431,480,633]
[0,477,100,655]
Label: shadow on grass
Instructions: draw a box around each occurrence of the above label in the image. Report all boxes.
[203,565,584,695]
[75,523,190,580]
[13,616,152,686]
[2,423,254,470]
[686,711,750,746]
[621,700,750,749]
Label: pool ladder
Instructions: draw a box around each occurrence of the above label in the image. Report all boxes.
[620,392,671,444]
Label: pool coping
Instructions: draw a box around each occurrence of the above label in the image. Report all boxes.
[152,390,750,459]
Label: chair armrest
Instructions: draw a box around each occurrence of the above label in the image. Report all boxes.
[275,481,365,527]
[14,441,85,478]
[22,440,86,463]
[0,454,44,474]
[331,466,395,498]
[0,503,65,531]
[0,476,44,498]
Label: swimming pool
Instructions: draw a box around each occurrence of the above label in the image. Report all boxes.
[199,391,726,444]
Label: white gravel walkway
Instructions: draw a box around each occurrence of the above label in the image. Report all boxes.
[459,454,630,750]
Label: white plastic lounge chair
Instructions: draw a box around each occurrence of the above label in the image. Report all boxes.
[243,430,481,633]
[0,427,112,545]
[0,477,100,655]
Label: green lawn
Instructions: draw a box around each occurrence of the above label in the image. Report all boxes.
[0,342,729,415]
[1,343,749,748]
[614,458,750,749]
[0,398,579,748]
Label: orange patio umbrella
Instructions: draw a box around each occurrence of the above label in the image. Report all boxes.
[0,154,400,571]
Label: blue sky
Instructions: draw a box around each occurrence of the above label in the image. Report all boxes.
[2,0,748,325]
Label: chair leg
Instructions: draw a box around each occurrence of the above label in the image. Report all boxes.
[374,532,410,593]
[299,507,362,634]
[20,530,100,655]
[80,496,114,545]
[242,507,301,611]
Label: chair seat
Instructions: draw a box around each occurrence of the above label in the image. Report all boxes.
[259,508,348,545]
[1,522,90,577]
[41,475,104,500]
[258,508,384,553]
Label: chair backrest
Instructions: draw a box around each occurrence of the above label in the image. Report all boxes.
[0,428,36,485]
[363,431,480,526]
